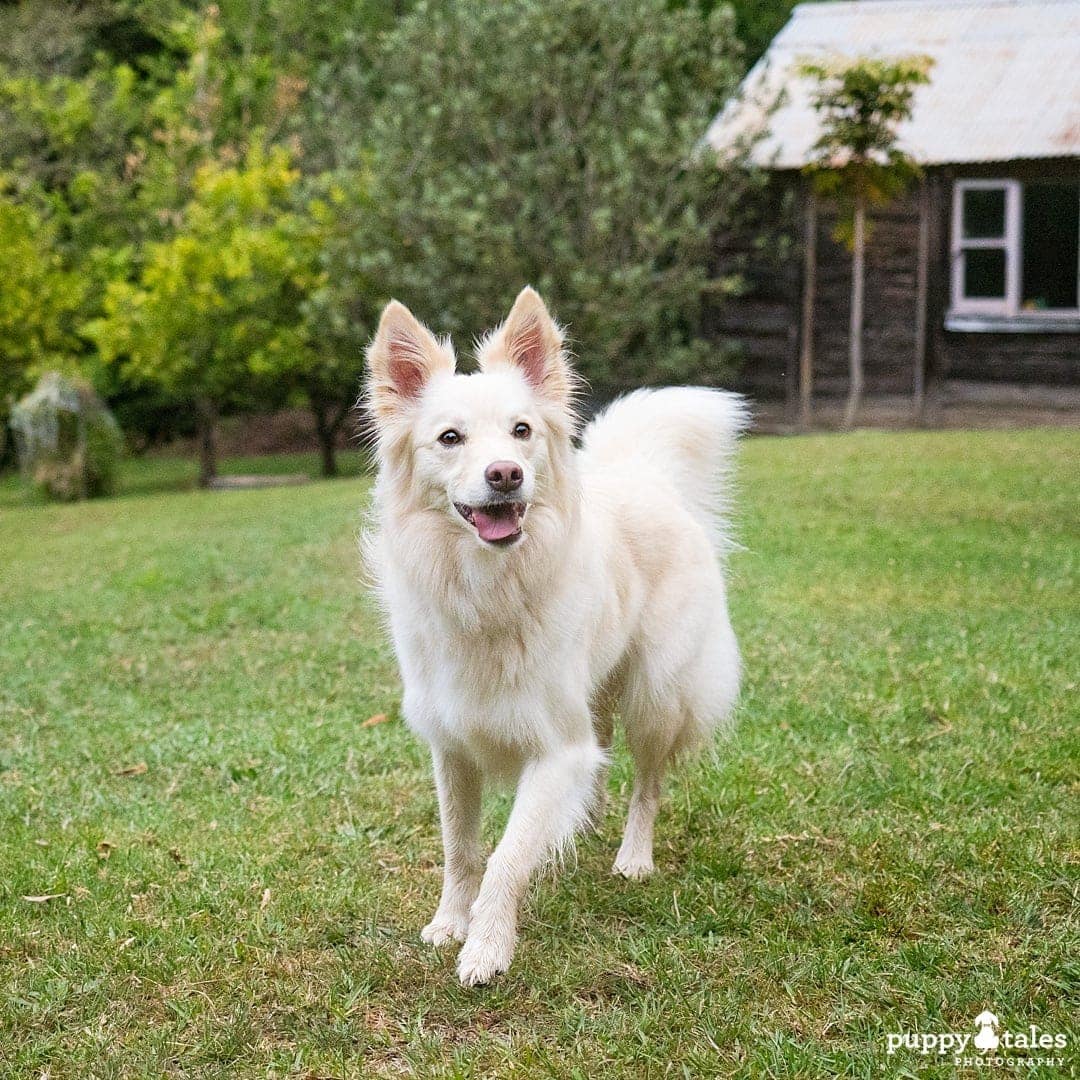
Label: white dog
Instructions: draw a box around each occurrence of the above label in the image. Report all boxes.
[364,287,746,986]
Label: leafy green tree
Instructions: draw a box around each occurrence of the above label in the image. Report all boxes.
[292,171,379,475]
[0,61,147,289]
[692,0,804,69]
[87,140,374,481]
[0,22,172,440]
[800,55,933,428]
[359,0,750,393]
[138,0,411,195]
[86,147,310,485]
[0,0,180,79]
[217,0,414,174]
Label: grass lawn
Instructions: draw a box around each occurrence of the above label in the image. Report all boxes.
[1,430,1076,1078]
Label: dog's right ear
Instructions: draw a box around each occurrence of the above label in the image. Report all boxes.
[366,300,455,421]
[478,287,574,405]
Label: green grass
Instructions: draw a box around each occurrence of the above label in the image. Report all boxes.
[1,431,1077,1078]
[0,449,371,511]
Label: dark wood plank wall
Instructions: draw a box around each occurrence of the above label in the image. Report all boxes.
[711,162,1080,401]
[705,270,800,399]
[705,177,801,400]
[942,334,1079,385]
[710,183,925,400]
[812,193,921,396]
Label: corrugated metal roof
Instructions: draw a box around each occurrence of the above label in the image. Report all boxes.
[706,0,1080,168]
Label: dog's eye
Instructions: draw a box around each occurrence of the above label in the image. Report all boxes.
[512,422,531,440]
[438,429,462,446]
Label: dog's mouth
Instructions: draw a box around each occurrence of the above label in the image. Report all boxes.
[454,501,528,545]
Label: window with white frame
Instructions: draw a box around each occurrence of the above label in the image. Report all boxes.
[951,179,1080,317]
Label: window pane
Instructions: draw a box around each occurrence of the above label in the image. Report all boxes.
[963,248,1007,299]
[1022,181,1080,310]
[962,188,1006,239]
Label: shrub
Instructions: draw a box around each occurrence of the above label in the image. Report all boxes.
[10,372,123,499]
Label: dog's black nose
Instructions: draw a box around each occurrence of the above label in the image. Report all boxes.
[485,460,523,493]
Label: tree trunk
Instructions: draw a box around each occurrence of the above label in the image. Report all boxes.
[195,396,218,488]
[799,185,818,430]
[310,396,350,478]
[316,419,337,478]
[843,194,866,430]
[913,178,931,424]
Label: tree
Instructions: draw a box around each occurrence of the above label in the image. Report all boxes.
[0,24,178,444]
[292,171,379,476]
[693,0,803,68]
[85,143,375,483]
[0,0,775,472]
[799,55,932,428]
[358,0,751,394]
[86,147,310,486]
[88,4,381,476]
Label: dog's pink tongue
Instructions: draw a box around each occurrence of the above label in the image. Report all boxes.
[473,508,519,542]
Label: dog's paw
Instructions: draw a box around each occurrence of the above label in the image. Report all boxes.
[456,935,513,987]
[420,912,469,947]
[612,855,655,880]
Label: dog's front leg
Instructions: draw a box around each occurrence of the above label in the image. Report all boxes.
[422,748,483,946]
[457,741,604,986]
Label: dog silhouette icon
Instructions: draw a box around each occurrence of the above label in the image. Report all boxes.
[974,1010,1000,1051]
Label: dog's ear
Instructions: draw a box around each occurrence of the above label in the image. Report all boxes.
[480,287,573,403]
[366,300,454,421]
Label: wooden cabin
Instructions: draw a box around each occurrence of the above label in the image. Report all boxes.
[705,0,1080,422]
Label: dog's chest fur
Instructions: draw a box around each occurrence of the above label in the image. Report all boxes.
[376,510,626,772]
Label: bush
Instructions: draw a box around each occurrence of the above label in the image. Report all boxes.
[361,0,751,392]
[10,372,123,499]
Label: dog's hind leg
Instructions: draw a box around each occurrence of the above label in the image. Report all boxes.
[457,738,606,986]
[422,748,484,947]
[612,714,675,880]
[614,611,739,879]
[587,685,618,831]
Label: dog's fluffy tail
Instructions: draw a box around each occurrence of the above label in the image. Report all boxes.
[581,387,749,552]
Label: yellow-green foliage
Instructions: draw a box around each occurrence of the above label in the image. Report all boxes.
[86,147,314,403]
[0,0,764,438]
[799,54,933,247]
[0,200,84,422]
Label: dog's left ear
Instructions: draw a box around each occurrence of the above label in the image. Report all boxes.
[480,287,573,403]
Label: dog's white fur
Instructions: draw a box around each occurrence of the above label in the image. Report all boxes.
[364,287,746,986]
